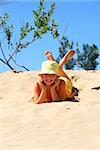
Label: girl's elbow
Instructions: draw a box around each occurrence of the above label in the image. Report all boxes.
[34,101,39,104]
[34,99,42,104]
[34,99,39,104]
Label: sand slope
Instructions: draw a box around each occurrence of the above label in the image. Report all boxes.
[0,70,100,150]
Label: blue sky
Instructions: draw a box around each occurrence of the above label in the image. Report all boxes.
[0,0,100,72]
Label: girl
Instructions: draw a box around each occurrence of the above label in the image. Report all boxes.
[33,50,77,104]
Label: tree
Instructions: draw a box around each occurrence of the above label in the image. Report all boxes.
[0,0,59,72]
[0,0,99,72]
[56,36,76,69]
[76,43,99,70]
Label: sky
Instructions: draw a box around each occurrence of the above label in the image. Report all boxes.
[0,0,100,72]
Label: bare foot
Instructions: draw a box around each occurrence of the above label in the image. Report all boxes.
[59,50,75,67]
[45,51,55,61]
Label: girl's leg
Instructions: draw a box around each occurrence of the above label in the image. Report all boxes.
[45,50,78,97]
[45,50,75,79]
[45,50,75,63]
[59,50,75,68]
[58,50,75,79]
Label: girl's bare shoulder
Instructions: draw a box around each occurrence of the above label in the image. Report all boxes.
[34,80,41,89]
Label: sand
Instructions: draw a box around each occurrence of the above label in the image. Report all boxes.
[0,70,100,150]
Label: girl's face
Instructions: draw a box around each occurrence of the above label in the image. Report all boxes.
[40,74,57,86]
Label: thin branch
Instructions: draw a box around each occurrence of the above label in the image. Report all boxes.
[7,43,17,62]
[10,54,30,71]
[0,58,6,64]
[62,26,67,39]
[57,37,65,51]
[0,41,7,62]
[7,36,38,62]
[0,58,14,70]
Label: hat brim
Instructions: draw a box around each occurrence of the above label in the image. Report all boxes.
[39,72,59,76]
[39,60,59,76]
[39,70,59,76]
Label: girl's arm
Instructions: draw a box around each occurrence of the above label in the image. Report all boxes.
[34,82,46,104]
[50,79,60,102]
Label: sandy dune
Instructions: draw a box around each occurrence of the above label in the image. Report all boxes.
[0,70,100,150]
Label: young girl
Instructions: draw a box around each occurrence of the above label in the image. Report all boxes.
[33,50,76,104]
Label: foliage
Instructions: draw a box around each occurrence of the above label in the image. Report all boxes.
[33,0,59,38]
[56,36,76,70]
[16,0,59,52]
[76,43,99,70]
[0,0,59,72]
[0,0,99,71]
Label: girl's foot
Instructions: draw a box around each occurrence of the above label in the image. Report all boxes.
[59,50,75,67]
[45,51,55,61]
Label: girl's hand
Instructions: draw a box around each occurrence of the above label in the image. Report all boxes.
[38,80,47,90]
[50,79,60,89]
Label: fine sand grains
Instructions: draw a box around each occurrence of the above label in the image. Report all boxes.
[0,70,100,150]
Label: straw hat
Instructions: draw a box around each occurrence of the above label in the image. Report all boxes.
[39,60,59,76]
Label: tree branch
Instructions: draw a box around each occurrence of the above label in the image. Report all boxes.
[7,37,38,63]
[0,41,7,62]
[10,55,30,71]
[0,58,14,70]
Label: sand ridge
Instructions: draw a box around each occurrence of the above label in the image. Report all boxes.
[0,70,100,150]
